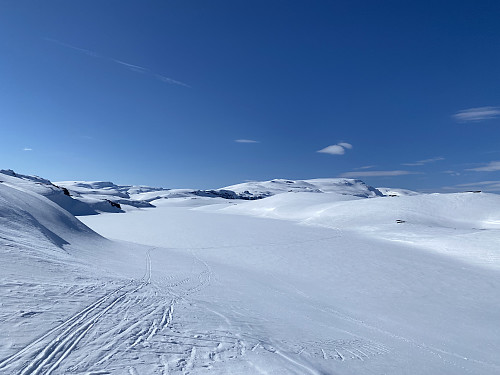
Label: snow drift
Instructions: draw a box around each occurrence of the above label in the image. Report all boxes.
[0,180,100,252]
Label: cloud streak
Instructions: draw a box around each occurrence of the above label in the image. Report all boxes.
[235,139,259,143]
[317,142,352,155]
[23,147,32,151]
[355,165,376,170]
[340,170,418,178]
[453,106,500,122]
[43,37,190,88]
[443,180,500,192]
[402,157,444,166]
[466,161,500,172]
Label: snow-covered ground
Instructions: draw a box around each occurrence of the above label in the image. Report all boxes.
[1,170,500,374]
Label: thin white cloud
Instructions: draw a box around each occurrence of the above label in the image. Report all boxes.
[23,147,32,151]
[453,106,500,122]
[43,37,98,57]
[112,59,147,72]
[466,161,500,172]
[43,37,190,88]
[355,165,376,170]
[402,157,444,166]
[235,139,259,143]
[317,142,353,155]
[456,180,500,187]
[154,74,191,88]
[318,145,345,155]
[442,180,500,192]
[340,170,419,178]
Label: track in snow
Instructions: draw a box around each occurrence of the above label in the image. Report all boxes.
[0,244,397,375]
[0,249,159,374]
[0,247,226,375]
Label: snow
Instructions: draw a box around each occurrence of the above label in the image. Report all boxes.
[222,177,384,198]
[377,187,420,196]
[211,191,500,270]
[1,171,500,374]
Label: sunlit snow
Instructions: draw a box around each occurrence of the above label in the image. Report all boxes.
[1,170,499,375]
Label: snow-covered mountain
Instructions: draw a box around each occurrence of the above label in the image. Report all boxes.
[54,180,157,210]
[222,177,384,198]
[55,175,385,208]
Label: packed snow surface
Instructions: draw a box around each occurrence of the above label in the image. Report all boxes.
[1,171,500,375]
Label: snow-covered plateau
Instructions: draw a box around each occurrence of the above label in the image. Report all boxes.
[1,169,499,375]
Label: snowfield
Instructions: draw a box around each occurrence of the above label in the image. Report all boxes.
[1,170,499,374]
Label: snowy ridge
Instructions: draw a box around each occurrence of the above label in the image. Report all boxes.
[129,178,383,204]
[0,170,127,215]
[55,180,156,211]
[222,178,384,198]
[56,177,384,207]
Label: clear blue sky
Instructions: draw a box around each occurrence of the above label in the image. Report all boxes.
[1,1,500,191]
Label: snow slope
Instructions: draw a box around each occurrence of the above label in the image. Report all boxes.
[1,171,500,375]
[0,170,127,215]
[0,180,99,250]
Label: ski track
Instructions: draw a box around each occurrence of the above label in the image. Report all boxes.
[2,241,476,375]
[0,247,247,375]
[0,249,158,374]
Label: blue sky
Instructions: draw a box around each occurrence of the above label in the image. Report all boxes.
[1,1,500,191]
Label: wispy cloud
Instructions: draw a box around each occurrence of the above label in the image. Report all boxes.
[455,180,500,187]
[442,180,500,192]
[355,165,376,170]
[402,157,444,166]
[23,147,32,151]
[466,161,500,172]
[235,139,259,143]
[453,106,500,122]
[340,170,419,178]
[43,37,190,88]
[154,74,190,87]
[317,142,353,155]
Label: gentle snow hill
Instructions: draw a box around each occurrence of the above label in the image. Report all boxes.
[222,178,384,198]
[213,191,500,269]
[220,191,500,229]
